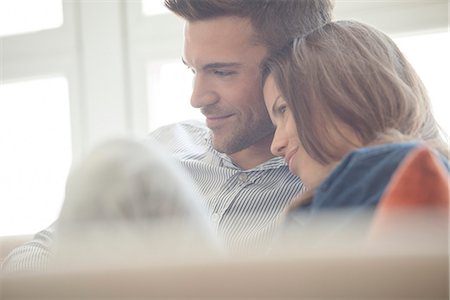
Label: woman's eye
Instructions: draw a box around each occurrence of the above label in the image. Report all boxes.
[278,105,287,114]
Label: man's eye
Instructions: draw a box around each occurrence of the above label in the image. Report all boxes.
[213,70,234,77]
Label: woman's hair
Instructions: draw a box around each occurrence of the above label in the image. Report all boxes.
[164,0,334,55]
[263,20,448,164]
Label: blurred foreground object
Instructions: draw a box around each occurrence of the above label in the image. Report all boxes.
[1,243,447,299]
[53,138,219,269]
[1,145,448,299]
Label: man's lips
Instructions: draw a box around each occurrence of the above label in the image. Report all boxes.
[205,114,233,128]
[205,114,232,120]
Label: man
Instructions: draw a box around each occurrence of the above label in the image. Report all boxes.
[154,0,333,251]
[2,0,333,272]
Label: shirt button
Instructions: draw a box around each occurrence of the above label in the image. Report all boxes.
[211,213,220,223]
[238,173,248,183]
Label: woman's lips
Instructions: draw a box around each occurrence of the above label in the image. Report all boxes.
[285,148,298,174]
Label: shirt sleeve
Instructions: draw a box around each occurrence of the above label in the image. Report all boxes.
[1,223,55,273]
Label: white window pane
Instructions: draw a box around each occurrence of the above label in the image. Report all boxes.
[142,0,169,16]
[0,77,72,236]
[394,32,450,137]
[0,0,63,37]
[147,61,202,131]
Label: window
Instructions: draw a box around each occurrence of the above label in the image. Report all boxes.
[147,61,201,131]
[142,0,168,16]
[0,0,63,37]
[0,77,72,236]
[394,32,450,137]
[1,1,134,237]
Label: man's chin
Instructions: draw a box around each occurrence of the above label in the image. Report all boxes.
[210,137,230,154]
[210,131,249,155]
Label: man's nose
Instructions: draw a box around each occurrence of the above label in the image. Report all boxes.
[190,75,218,108]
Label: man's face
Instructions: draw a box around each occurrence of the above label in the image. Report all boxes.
[183,16,274,154]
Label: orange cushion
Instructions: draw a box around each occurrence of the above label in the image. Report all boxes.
[368,146,449,242]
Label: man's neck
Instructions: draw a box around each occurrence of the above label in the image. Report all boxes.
[228,135,276,170]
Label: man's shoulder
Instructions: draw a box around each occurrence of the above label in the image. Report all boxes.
[149,120,210,155]
[151,120,207,139]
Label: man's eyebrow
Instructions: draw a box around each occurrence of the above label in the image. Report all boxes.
[181,58,241,70]
[203,62,242,70]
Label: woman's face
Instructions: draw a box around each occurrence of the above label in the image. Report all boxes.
[263,75,335,189]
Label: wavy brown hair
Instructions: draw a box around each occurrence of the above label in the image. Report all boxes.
[164,0,334,55]
[263,20,448,164]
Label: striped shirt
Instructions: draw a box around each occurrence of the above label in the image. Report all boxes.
[2,120,304,272]
[151,120,304,252]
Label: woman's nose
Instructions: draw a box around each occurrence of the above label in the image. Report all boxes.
[270,129,287,157]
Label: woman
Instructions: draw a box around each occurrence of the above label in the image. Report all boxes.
[262,20,449,234]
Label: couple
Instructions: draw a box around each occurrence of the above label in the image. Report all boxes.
[3,0,448,272]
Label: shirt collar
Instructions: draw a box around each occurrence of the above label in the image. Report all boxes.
[205,134,287,171]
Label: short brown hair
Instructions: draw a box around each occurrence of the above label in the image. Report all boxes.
[164,0,334,54]
[264,20,448,164]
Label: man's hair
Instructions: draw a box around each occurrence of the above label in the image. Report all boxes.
[164,0,334,54]
[264,20,448,164]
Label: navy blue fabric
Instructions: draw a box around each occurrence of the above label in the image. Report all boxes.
[285,142,450,234]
